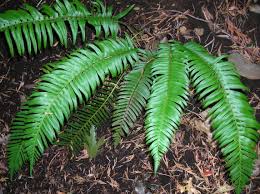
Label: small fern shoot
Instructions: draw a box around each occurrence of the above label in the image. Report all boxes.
[84,125,105,159]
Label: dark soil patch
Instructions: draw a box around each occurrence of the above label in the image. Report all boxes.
[0,0,260,194]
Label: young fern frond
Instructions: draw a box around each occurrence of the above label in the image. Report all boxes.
[58,78,119,153]
[7,37,138,176]
[112,53,154,145]
[184,42,260,194]
[84,125,105,159]
[145,42,189,173]
[0,0,133,56]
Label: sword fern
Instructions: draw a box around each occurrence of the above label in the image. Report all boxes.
[2,1,259,193]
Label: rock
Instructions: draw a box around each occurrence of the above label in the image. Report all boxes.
[228,53,260,80]
[249,4,260,14]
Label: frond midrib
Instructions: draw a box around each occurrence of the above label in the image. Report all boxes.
[156,49,174,146]
[28,63,90,156]
[148,47,174,162]
[221,91,243,187]
[0,14,118,32]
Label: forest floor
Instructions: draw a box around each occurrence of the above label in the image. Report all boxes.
[0,0,260,193]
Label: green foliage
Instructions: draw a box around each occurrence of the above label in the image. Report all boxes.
[183,42,260,194]
[58,79,119,153]
[83,125,105,159]
[7,37,138,176]
[112,54,154,145]
[145,42,189,173]
[2,1,259,193]
[0,0,133,56]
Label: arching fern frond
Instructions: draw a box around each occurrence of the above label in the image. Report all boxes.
[58,78,120,154]
[184,42,260,194]
[112,53,154,145]
[0,0,133,56]
[145,42,189,173]
[7,37,138,177]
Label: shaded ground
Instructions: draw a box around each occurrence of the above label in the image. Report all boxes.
[0,0,260,193]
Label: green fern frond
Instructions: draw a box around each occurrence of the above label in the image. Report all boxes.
[58,78,119,153]
[184,42,260,194]
[145,42,189,173]
[0,0,132,56]
[112,53,154,145]
[7,37,138,176]
[84,125,105,159]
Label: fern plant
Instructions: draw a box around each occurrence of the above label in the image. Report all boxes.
[2,1,259,194]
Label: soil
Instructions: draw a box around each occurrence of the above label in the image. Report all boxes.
[0,0,260,194]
